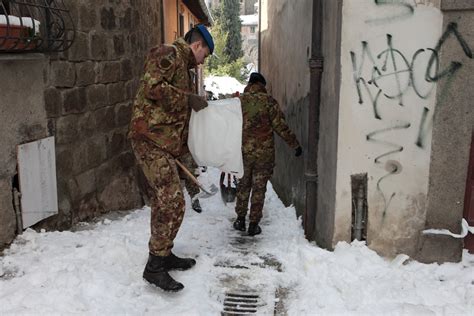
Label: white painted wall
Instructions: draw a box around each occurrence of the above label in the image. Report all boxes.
[335,0,443,256]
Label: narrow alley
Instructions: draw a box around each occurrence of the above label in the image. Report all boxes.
[1,0,474,314]
[1,168,473,315]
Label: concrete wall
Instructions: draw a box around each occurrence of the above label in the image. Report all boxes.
[336,0,445,258]
[259,0,472,262]
[259,0,312,216]
[416,0,474,262]
[315,0,343,249]
[0,0,162,249]
[0,54,48,248]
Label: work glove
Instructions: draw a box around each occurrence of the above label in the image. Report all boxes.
[295,146,303,157]
[188,93,208,112]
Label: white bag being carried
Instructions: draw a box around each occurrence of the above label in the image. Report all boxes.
[188,97,243,178]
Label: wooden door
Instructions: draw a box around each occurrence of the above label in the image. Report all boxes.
[463,130,474,253]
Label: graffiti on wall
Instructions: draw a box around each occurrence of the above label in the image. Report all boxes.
[366,0,440,25]
[350,21,472,216]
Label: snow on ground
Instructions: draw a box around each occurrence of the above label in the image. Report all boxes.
[204,75,245,99]
[1,167,473,315]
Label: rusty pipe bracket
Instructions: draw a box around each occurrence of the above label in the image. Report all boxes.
[304,172,319,183]
[309,57,324,72]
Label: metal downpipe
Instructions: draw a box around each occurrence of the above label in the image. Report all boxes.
[304,0,323,240]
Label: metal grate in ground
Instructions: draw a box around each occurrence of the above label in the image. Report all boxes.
[221,292,260,315]
[216,221,289,315]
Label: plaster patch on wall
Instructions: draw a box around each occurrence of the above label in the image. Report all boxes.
[368,192,427,256]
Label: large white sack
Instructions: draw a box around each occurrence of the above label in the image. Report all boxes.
[188,97,243,178]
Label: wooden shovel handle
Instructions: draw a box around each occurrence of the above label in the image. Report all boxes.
[175,159,211,195]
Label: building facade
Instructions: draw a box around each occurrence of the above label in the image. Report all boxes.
[240,13,258,70]
[240,0,257,15]
[162,0,212,95]
[0,0,211,251]
[259,0,474,262]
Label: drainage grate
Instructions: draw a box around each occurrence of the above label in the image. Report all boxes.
[222,292,260,315]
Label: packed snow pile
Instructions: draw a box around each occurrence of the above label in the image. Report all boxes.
[204,75,245,99]
[0,168,473,315]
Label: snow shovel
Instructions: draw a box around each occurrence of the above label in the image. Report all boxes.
[175,159,218,198]
[220,172,237,204]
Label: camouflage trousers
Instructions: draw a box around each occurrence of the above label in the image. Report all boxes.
[131,139,185,257]
[235,158,273,224]
[178,151,200,199]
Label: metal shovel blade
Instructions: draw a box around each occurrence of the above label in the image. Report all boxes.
[196,183,219,199]
[219,172,237,203]
[220,186,237,204]
[175,159,218,199]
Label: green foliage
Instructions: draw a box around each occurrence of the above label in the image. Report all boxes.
[221,0,242,62]
[205,57,248,82]
[205,2,247,82]
[205,19,227,71]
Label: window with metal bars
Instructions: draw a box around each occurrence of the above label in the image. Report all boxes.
[0,0,75,52]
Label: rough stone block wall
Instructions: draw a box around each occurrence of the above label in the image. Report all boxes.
[0,0,163,249]
[40,0,163,228]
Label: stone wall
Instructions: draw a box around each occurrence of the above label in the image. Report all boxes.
[0,0,163,249]
[42,0,163,226]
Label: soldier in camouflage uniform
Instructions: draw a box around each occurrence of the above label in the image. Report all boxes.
[234,72,302,236]
[128,25,214,292]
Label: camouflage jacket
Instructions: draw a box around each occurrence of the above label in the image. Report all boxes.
[239,83,300,166]
[128,38,196,157]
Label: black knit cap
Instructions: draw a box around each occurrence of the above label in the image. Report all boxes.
[248,72,266,86]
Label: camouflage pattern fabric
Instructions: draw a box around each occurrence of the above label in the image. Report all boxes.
[128,38,197,256]
[235,82,300,224]
[239,83,300,166]
[132,140,184,256]
[178,150,200,199]
[235,159,273,223]
[128,38,196,157]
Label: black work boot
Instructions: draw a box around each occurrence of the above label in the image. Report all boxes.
[233,216,246,231]
[143,253,184,292]
[191,199,202,213]
[164,252,196,271]
[248,223,262,236]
